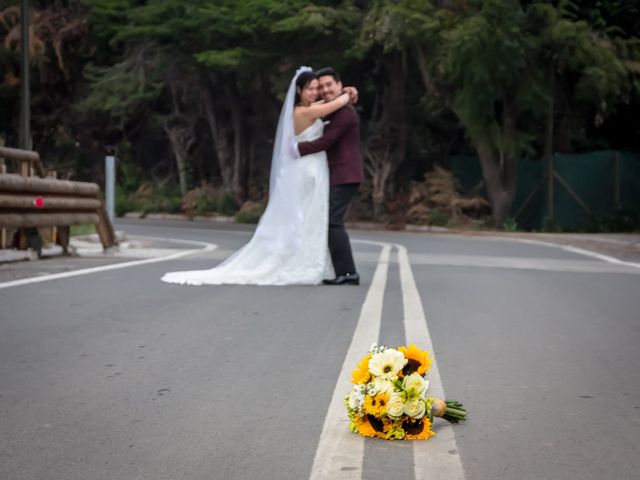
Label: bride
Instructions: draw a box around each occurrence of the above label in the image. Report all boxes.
[161,67,354,286]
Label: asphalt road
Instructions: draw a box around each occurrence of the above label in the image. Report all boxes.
[1,219,639,480]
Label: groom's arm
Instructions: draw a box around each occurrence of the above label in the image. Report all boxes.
[297,107,356,157]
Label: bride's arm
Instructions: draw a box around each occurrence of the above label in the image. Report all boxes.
[299,92,350,122]
[343,86,358,104]
[310,87,357,106]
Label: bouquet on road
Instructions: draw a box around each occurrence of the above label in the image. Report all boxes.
[345,343,466,440]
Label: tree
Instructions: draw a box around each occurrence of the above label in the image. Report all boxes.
[82,0,357,202]
[2,0,638,226]
[358,0,638,226]
[356,4,409,218]
[1,0,94,163]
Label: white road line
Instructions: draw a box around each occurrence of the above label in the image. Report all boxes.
[0,237,217,290]
[487,236,640,269]
[396,244,466,480]
[309,242,392,480]
[407,253,640,274]
[557,244,640,269]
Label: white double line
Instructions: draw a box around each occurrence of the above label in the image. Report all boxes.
[396,243,465,480]
[309,241,391,480]
[309,241,465,480]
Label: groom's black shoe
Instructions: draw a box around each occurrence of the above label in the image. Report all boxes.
[323,273,360,286]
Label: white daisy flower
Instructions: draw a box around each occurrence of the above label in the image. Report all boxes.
[368,348,407,381]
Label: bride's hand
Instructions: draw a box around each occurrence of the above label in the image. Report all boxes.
[343,86,358,104]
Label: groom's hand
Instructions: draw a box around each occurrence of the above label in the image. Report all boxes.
[343,86,358,104]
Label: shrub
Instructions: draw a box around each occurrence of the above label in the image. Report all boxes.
[405,166,489,227]
[235,201,265,224]
[115,187,139,216]
[578,209,640,233]
[182,184,238,217]
[427,208,451,227]
[502,217,519,231]
[114,183,182,216]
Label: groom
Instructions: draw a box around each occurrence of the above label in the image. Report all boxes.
[296,67,363,286]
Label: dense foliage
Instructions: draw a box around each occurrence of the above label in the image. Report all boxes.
[1,0,638,226]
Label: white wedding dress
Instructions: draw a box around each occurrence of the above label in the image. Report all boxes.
[161,118,331,286]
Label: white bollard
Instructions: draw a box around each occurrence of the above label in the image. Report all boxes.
[105,155,115,223]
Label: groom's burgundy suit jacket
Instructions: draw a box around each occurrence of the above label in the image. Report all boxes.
[297,104,363,187]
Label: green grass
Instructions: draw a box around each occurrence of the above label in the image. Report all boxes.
[70,224,96,236]
[502,217,519,231]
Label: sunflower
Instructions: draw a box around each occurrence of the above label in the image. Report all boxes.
[354,415,378,437]
[398,344,432,376]
[403,417,434,440]
[363,392,389,417]
[384,421,407,440]
[352,353,372,384]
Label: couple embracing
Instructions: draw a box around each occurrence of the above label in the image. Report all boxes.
[162,67,363,286]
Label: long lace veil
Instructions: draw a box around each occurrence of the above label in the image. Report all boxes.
[268,66,312,194]
[242,66,313,255]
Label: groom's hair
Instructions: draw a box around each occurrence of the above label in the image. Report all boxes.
[316,67,341,83]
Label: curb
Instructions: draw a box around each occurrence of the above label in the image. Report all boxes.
[3,213,638,263]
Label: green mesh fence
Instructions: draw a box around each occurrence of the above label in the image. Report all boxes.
[449,151,640,231]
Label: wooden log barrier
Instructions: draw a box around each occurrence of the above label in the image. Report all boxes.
[0,172,117,250]
[0,146,46,177]
[0,213,100,228]
[0,146,40,163]
[0,174,99,196]
[0,194,102,210]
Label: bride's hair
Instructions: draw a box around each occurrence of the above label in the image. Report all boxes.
[295,71,318,105]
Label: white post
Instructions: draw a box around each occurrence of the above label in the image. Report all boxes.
[105,155,115,223]
[1,163,6,248]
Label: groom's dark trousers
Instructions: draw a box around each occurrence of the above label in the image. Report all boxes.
[297,103,364,276]
[329,183,359,276]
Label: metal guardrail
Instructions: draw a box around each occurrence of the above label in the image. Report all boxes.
[0,146,117,252]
